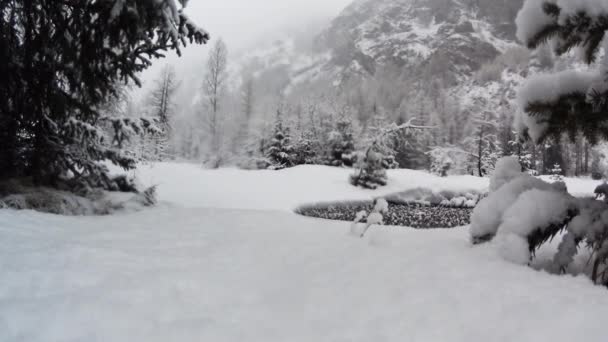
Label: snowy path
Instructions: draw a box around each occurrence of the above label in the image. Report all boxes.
[1,164,606,341]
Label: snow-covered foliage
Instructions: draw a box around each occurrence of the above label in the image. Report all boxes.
[385,187,482,208]
[490,156,523,192]
[0,0,208,193]
[515,0,608,144]
[495,189,573,264]
[596,182,608,201]
[471,155,608,286]
[326,119,356,167]
[470,157,568,244]
[0,179,156,216]
[427,146,470,177]
[266,114,296,170]
[350,120,430,189]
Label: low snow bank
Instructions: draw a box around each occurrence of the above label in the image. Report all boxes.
[136,163,489,211]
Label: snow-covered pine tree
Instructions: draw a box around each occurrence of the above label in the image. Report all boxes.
[292,129,318,166]
[350,119,430,189]
[0,0,208,190]
[147,65,180,161]
[515,0,608,144]
[550,163,564,181]
[326,118,356,167]
[427,146,469,177]
[266,111,295,170]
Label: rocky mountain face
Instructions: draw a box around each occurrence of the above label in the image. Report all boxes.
[313,0,523,85]
[234,0,531,115]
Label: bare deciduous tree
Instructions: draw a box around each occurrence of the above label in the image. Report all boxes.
[202,39,228,153]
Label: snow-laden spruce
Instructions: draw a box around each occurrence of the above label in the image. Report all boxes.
[470,157,567,244]
[514,0,608,143]
[495,189,573,264]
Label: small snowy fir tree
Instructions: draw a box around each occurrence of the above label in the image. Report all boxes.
[351,119,430,189]
[550,163,563,182]
[292,129,318,166]
[326,119,356,167]
[266,112,295,170]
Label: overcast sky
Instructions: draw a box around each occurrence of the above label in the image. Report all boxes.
[185,0,353,50]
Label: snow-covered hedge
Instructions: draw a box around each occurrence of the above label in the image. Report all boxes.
[471,156,608,287]
[385,187,483,208]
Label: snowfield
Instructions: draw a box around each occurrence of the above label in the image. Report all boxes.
[1,164,607,342]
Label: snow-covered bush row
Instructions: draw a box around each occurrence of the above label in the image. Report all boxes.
[385,187,483,208]
[472,157,608,286]
[0,179,156,216]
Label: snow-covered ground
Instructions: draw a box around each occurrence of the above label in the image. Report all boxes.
[1,164,607,342]
[136,163,489,210]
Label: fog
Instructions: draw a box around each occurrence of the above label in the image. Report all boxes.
[135,0,352,99]
[186,0,353,49]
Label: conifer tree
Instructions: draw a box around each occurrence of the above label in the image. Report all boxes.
[327,118,356,167]
[351,119,430,189]
[515,0,608,144]
[0,0,209,190]
[266,111,295,170]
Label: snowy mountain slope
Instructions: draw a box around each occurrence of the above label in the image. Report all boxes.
[1,164,607,342]
[234,0,525,91]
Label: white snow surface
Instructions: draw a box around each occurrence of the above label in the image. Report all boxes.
[136,163,489,211]
[489,156,523,192]
[2,163,608,342]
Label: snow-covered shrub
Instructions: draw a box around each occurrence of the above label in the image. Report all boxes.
[470,174,566,244]
[356,198,389,237]
[0,178,157,216]
[385,187,483,208]
[237,156,272,170]
[490,156,523,192]
[550,164,563,182]
[351,120,430,189]
[494,189,574,264]
[326,119,356,167]
[350,150,391,189]
[595,183,608,202]
[427,146,469,176]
